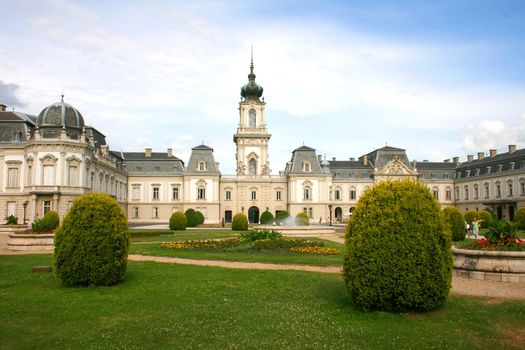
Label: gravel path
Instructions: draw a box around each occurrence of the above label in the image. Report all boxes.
[128,254,525,301]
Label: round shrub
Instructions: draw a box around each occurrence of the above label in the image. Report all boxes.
[343,180,452,312]
[195,211,205,225]
[169,212,187,231]
[260,210,274,225]
[464,210,479,225]
[232,213,248,231]
[478,210,493,229]
[54,193,129,286]
[43,210,60,230]
[515,207,525,229]
[275,211,290,224]
[295,212,310,226]
[185,209,199,227]
[441,206,465,241]
[484,208,497,222]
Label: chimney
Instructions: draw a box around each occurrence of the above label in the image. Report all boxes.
[317,155,322,162]
[467,154,474,162]
[0,104,6,112]
[363,155,368,166]
[332,157,336,161]
[453,157,459,165]
[145,148,152,157]
[477,152,484,160]
[489,149,497,157]
[423,160,428,163]
[167,148,173,157]
[444,159,450,163]
[349,157,355,161]
[509,145,516,153]
[215,162,220,171]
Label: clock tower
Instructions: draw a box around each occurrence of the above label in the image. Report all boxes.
[234,52,271,176]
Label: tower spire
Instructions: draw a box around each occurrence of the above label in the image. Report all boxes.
[250,45,254,75]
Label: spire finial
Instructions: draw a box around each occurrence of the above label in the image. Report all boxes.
[61,92,64,103]
[250,45,254,75]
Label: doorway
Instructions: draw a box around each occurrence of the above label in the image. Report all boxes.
[248,206,259,224]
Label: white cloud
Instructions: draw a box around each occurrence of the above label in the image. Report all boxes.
[461,116,525,155]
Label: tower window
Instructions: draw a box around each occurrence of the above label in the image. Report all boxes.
[303,162,311,172]
[198,161,206,171]
[225,190,231,200]
[249,108,256,128]
[276,191,282,200]
[249,158,257,175]
[251,191,257,200]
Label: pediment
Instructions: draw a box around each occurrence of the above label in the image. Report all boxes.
[376,158,418,176]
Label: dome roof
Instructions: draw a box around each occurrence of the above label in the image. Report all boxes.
[37,95,84,129]
[240,56,263,101]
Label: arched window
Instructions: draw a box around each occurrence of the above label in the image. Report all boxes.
[507,180,514,197]
[303,161,311,172]
[249,158,257,175]
[495,181,501,198]
[520,178,525,196]
[249,109,256,128]
[349,187,357,200]
[484,182,490,199]
[455,186,460,200]
[334,186,342,201]
[11,130,22,142]
[473,184,479,200]
[445,187,452,201]
[198,161,206,171]
[432,187,439,200]
[197,180,207,200]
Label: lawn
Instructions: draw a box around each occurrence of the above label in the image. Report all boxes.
[130,238,344,266]
[1,254,524,349]
[130,230,238,243]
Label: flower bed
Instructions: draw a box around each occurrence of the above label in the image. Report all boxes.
[159,229,340,255]
[458,237,525,252]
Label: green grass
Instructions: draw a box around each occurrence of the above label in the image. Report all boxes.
[130,231,238,243]
[1,255,525,349]
[130,238,344,266]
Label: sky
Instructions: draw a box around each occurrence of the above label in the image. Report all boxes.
[1,0,524,174]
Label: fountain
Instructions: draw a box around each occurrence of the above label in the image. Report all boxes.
[258,216,336,236]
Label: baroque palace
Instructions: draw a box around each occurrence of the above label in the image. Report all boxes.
[1,60,524,225]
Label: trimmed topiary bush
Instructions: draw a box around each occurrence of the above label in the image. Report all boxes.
[54,193,129,286]
[185,209,199,227]
[232,213,248,231]
[195,211,205,225]
[169,211,187,231]
[295,212,309,226]
[515,207,525,229]
[478,210,493,229]
[275,211,290,225]
[441,206,465,241]
[464,210,479,225]
[343,180,452,312]
[43,210,60,230]
[260,210,274,225]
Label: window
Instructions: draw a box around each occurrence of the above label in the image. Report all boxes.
[350,188,357,200]
[251,191,257,200]
[303,187,311,200]
[446,188,452,200]
[432,187,439,200]
[225,190,231,200]
[508,181,513,197]
[455,187,460,200]
[132,185,141,200]
[197,188,206,200]
[249,158,256,175]
[249,108,256,128]
[475,169,480,176]
[474,185,479,200]
[68,166,77,186]
[135,166,143,171]
[276,190,282,200]
[91,173,95,191]
[43,200,52,214]
[308,207,313,219]
[334,187,342,201]
[172,186,179,200]
[153,207,159,218]
[11,130,21,142]
[484,183,490,199]
[521,180,525,196]
[198,162,206,171]
[430,173,437,179]
[443,173,449,179]
[7,168,18,187]
[303,162,311,172]
[133,207,139,218]
[154,166,161,172]
[27,165,32,186]
[496,182,501,198]
[152,186,160,200]
[464,186,469,200]
[7,201,16,217]
[43,165,54,185]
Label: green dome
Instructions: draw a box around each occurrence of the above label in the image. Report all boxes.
[240,59,263,101]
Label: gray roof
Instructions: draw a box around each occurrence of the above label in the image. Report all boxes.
[416,161,457,170]
[455,148,525,178]
[286,145,326,175]
[122,152,185,174]
[186,144,220,174]
[328,160,373,179]
[364,146,411,169]
[0,111,37,142]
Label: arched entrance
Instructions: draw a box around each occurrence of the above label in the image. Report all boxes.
[248,206,260,224]
[335,207,342,222]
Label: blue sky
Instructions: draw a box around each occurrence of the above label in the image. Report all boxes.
[1,0,524,173]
